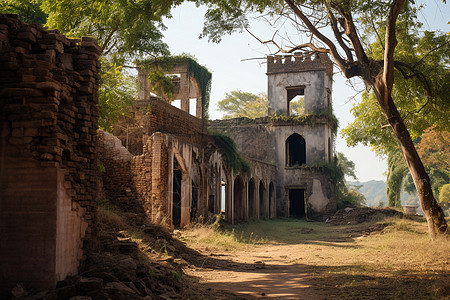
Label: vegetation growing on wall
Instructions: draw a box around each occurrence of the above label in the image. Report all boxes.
[270,108,339,136]
[136,55,212,119]
[300,153,366,209]
[210,131,251,175]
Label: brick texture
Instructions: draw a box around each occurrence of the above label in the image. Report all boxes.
[0,14,100,295]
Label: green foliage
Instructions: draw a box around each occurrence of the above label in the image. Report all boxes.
[270,107,339,136]
[210,131,251,175]
[386,149,408,208]
[37,0,184,131]
[137,55,212,119]
[0,0,47,24]
[98,56,136,132]
[391,127,449,206]
[342,23,450,156]
[332,153,366,209]
[217,90,267,119]
[438,184,450,213]
[300,153,365,208]
[40,0,175,57]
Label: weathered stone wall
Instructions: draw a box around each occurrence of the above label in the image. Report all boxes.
[210,115,336,219]
[0,14,100,295]
[280,168,337,219]
[209,117,276,163]
[267,54,333,115]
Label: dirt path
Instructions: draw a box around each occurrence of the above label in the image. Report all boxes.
[183,243,326,299]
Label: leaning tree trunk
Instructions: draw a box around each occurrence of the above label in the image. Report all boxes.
[373,87,448,239]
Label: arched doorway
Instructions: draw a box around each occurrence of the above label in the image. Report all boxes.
[259,181,265,218]
[248,178,256,219]
[286,133,306,167]
[172,158,182,227]
[234,176,245,222]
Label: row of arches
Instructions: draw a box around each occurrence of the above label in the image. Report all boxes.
[233,176,275,223]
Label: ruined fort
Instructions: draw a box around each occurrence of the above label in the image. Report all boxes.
[0,14,337,295]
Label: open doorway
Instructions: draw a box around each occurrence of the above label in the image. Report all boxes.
[289,189,305,218]
[248,178,256,219]
[221,182,226,213]
[259,181,265,218]
[234,176,245,222]
[172,160,182,227]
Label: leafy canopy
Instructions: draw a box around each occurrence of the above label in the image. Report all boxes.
[342,19,450,156]
[217,91,268,119]
[40,0,182,57]
[0,0,47,24]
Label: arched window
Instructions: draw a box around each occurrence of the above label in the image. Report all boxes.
[286,133,306,167]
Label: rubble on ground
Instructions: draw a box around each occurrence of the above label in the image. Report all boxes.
[325,207,403,225]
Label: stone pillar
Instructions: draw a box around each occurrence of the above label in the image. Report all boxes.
[179,72,189,113]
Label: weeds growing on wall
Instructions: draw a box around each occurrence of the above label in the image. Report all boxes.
[209,131,251,175]
[136,54,212,119]
[269,107,339,136]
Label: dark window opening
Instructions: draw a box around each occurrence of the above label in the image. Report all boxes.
[286,133,306,167]
[289,189,305,218]
[287,87,305,116]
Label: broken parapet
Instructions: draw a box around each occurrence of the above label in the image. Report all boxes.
[267,53,333,78]
[0,14,101,295]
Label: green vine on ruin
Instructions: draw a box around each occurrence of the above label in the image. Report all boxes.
[136,54,212,120]
[269,107,339,136]
[209,131,251,175]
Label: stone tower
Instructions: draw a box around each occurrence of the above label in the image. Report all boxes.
[267,53,336,218]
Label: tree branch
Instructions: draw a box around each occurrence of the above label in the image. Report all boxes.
[394,61,432,96]
[326,3,353,62]
[413,40,450,69]
[382,0,406,100]
[101,23,120,54]
[330,3,369,63]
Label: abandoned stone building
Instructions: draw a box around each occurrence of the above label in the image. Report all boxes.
[210,53,337,219]
[0,13,337,295]
[100,57,278,228]
[101,52,337,229]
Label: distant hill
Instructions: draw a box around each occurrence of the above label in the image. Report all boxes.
[348,180,420,210]
[349,180,388,207]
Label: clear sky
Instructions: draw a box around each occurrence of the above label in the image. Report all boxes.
[161,2,449,183]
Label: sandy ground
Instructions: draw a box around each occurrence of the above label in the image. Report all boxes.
[183,243,326,299]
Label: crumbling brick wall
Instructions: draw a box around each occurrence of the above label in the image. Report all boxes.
[144,98,206,135]
[98,130,152,222]
[0,14,100,295]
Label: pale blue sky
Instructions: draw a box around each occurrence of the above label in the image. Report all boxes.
[161,2,449,182]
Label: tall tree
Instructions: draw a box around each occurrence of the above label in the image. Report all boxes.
[198,0,449,238]
[217,91,268,119]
